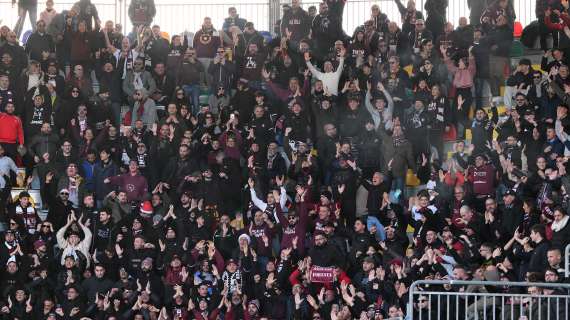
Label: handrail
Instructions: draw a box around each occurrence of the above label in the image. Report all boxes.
[564,243,570,278]
[408,280,570,319]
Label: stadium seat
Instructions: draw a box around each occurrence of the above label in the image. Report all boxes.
[513,22,523,38]
[406,169,420,186]
[510,40,524,57]
[404,65,413,76]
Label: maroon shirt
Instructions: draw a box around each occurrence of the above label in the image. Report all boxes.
[277,200,309,255]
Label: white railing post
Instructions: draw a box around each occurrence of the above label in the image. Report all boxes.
[564,244,570,278]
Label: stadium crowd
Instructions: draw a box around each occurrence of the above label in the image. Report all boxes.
[0,0,569,319]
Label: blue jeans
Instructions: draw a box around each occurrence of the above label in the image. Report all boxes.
[367,216,386,241]
[391,177,405,202]
[182,84,201,115]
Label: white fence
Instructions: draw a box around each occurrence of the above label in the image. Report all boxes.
[0,0,537,39]
[409,280,570,320]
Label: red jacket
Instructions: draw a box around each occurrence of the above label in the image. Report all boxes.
[0,112,24,145]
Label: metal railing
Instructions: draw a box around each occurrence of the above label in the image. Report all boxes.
[564,244,570,278]
[408,280,570,320]
[296,0,537,35]
[1,0,537,39]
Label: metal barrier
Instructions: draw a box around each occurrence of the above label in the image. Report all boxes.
[0,0,270,38]
[564,244,570,278]
[297,0,536,35]
[1,0,537,38]
[408,280,570,320]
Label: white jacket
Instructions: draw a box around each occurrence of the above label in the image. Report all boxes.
[306,57,344,96]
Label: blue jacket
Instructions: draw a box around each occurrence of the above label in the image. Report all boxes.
[93,160,118,200]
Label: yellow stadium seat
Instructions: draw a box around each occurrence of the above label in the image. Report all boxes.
[406,169,420,186]
[161,31,170,41]
[532,64,543,72]
[465,129,472,141]
[404,65,413,76]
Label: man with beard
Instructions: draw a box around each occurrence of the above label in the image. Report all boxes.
[128,0,156,27]
[311,2,342,60]
[276,180,310,254]
[0,102,24,160]
[142,25,169,68]
[280,0,311,47]
[223,7,248,32]
[42,171,74,230]
[237,43,265,91]
[91,209,114,253]
[25,20,55,63]
[193,17,221,86]
[0,74,15,113]
[394,0,424,35]
[305,47,345,96]
[105,160,148,203]
[159,144,200,196]
[309,231,345,267]
[81,263,114,303]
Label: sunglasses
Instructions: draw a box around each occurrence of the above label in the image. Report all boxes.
[72,90,80,93]
[60,192,69,195]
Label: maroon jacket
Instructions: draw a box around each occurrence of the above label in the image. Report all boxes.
[276,199,310,255]
[107,173,148,202]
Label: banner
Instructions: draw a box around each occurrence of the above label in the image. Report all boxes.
[310,266,334,283]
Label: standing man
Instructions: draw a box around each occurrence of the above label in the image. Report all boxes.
[223,7,247,32]
[193,17,221,87]
[128,0,157,28]
[281,0,311,47]
[13,0,38,37]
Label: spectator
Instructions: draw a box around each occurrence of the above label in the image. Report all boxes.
[128,0,156,28]
[223,7,247,32]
